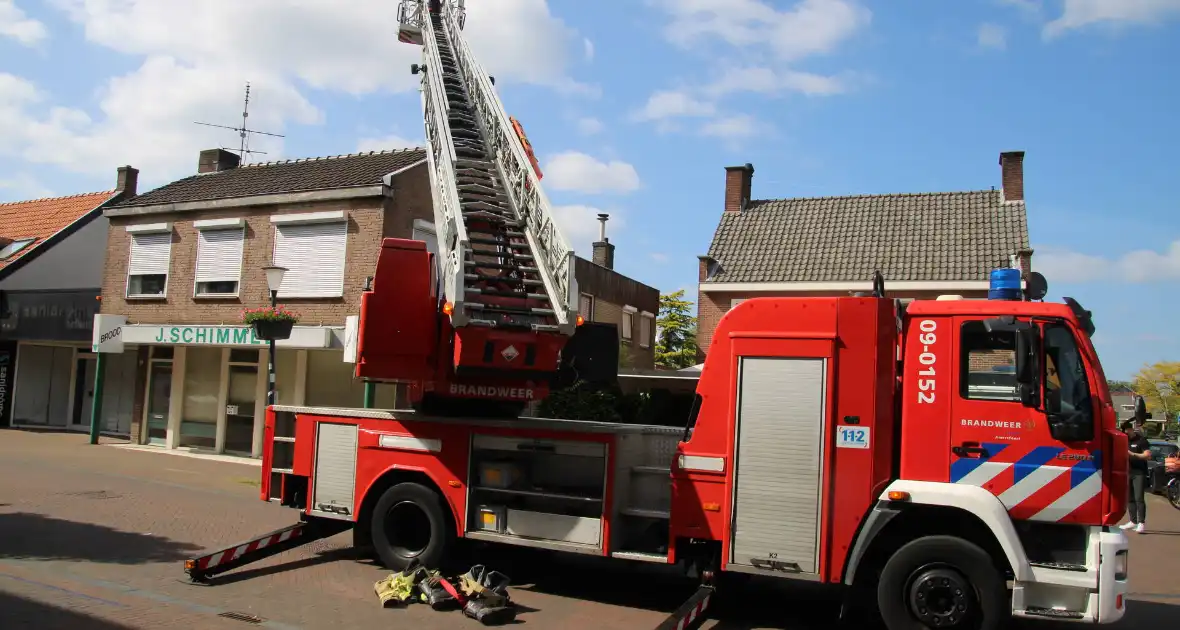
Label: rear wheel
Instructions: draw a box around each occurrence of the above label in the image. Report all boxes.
[1167,478,1180,510]
[877,536,1008,630]
[370,482,455,571]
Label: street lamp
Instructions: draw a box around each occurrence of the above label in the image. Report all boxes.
[262,265,288,406]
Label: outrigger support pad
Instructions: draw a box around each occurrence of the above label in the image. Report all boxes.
[183,516,350,585]
[654,571,716,630]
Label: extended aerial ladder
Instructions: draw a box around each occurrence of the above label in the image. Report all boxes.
[396,0,578,335]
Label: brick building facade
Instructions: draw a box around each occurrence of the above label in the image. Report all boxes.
[696,151,1034,357]
[577,214,659,369]
[96,148,430,456]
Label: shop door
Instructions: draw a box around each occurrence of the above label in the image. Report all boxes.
[146,362,173,445]
[71,357,97,429]
[225,364,259,454]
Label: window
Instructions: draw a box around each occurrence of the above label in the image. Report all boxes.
[730,298,747,310]
[1121,404,1135,412]
[622,305,636,341]
[639,311,654,348]
[579,293,595,320]
[412,220,439,258]
[1043,323,1094,436]
[271,214,347,298]
[194,222,245,296]
[126,225,172,298]
[0,238,34,259]
[960,321,1019,402]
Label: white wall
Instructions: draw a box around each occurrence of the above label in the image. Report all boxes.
[0,215,109,291]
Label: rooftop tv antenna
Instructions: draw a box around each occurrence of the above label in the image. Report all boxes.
[193,82,285,164]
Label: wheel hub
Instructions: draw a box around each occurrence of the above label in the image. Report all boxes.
[908,566,974,627]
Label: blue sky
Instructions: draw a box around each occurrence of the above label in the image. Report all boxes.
[1,0,1178,380]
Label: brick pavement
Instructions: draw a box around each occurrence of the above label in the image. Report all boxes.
[1,428,1179,629]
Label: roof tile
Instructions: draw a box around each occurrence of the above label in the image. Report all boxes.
[114,148,427,208]
[0,191,114,270]
[704,190,1030,283]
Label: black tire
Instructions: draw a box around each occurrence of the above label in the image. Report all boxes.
[1167,479,1180,510]
[877,536,1008,630]
[370,482,454,571]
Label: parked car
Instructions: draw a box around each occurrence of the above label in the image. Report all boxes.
[1147,439,1180,495]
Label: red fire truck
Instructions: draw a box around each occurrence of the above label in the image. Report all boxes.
[182,2,1130,628]
[186,264,1131,630]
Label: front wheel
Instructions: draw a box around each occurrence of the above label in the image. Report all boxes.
[370,482,455,571]
[877,536,1008,630]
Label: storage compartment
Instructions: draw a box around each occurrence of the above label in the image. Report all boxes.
[506,509,602,546]
[476,505,507,533]
[466,434,608,549]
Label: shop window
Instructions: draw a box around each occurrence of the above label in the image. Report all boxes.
[126,230,172,298]
[152,346,174,360]
[274,349,299,406]
[13,344,73,427]
[194,224,244,297]
[179,347,221,449]
[229,348,258,364]
[960,321,1018,402]
[305,350,365,408]
[271,216,347,298]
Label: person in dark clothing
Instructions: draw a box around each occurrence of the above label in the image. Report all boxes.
[1120,420,1153,533]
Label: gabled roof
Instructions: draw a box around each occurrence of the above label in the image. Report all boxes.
[0,191,115,271]
[112,148,426,208]
[704,189,1030,284]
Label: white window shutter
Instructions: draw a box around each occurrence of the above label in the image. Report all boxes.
[195,228,244,283]
[128,232,172,276]
[273,221,347,298]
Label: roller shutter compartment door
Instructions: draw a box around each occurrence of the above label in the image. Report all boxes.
[730,357,828,575]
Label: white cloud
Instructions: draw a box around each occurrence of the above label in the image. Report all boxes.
[583,37,595,61]
[700,114,761,139]
[1034,240,1180,283]
[0,172,55,201]
[552,204,623,254]
[655,0,870,62]
[3,0,590,184]
[543,151,640,194]
[0,0,46,46]
[356,131,421,153]
[1045,0,1180,37]
[639,0,868,141]
[632,90,716,123]
[650,252,669,264]
[575,117,604,136]
[978,23,1008,49]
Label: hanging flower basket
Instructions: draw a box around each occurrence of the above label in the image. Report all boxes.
[242,306,299,341]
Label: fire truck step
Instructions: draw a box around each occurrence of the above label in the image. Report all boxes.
[466,287,549,301]
[1021,607,1086,620]
[655,583,715,630]
[182,518,350,584]
[465,274,542,286]
[467,303,555,316]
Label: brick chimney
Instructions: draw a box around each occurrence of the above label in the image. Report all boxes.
[999,151,1025,202]
[591,213,615,270]
[724,163,754,213]
[198,148,241,174]
[116,165,138,197]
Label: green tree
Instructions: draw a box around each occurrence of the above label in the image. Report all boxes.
[1131,361,1180,422]
[655,290,698,370]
